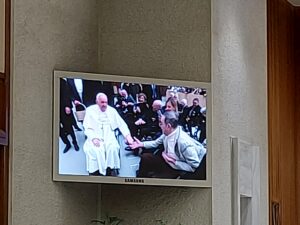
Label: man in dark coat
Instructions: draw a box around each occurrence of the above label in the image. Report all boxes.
[186,98,206,143]
[142,84,161,106]
[60,78,79,153]
[67,78,114,107]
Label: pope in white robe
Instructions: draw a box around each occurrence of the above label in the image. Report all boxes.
[83,93,134,175]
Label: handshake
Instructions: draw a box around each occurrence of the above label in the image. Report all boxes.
[125,137,144,155]
[125,137,144,149]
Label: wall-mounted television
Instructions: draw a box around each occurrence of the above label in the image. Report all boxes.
[53,70,211,187]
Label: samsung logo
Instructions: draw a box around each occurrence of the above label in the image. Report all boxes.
[125,178,144,183]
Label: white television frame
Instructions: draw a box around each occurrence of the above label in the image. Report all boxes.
[53,70,212,187]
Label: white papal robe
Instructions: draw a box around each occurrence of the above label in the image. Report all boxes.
[83,104,130,175]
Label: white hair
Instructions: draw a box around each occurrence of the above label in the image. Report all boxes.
[153,99,162,107]
[96,92,107,101]
[180,98,187,106]
[170,91,178,98]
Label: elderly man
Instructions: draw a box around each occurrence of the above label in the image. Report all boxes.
[129,111,206,179]
[83,93,134,176]
[186,98,206,143]
[139,99,163,140]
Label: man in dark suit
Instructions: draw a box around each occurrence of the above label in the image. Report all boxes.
[121,83,142,101]
[60,78,80,153]
[61,78,82,131]
[139,99,163,140]
[67,78,114,107]
[142,84,161,106]
[178,98,189,131]
[114,89,137,136]
[186,98,206,143]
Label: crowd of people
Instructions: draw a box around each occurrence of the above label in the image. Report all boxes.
[59,78,207,179]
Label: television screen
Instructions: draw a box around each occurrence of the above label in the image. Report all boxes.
[53,71,211,187]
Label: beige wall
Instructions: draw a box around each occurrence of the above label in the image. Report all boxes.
[98,0,211,82]
[11,1,99,225]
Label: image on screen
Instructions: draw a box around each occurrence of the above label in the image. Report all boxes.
[54,72,210,186]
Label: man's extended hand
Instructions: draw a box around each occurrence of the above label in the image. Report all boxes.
[92,138,102,147]
[128,137,143,149]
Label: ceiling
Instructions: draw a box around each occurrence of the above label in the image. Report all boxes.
[288,0,300,6]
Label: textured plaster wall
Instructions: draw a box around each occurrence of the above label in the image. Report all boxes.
[11,1,99,225]
[99,1,211,225]
[98,0,211,82]
[212,0,267,225]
